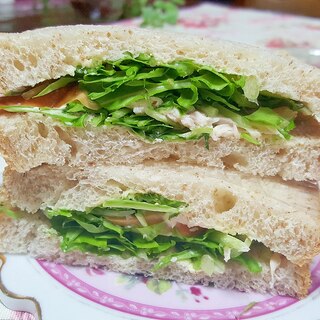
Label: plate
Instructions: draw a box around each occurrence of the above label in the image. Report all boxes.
[1,255,320,320]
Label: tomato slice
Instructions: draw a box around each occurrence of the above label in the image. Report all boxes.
[106,215,140,227]
[0,85,79,109]
[105,212,205,238]
[175,223,206,237]
[105,211,164,227]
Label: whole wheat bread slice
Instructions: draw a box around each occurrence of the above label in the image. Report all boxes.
[2,162,320,266]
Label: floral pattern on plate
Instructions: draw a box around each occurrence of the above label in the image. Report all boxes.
[37,257,320,320]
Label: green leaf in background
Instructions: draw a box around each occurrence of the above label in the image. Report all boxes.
[141,0,184,28]
[116,274,141,289]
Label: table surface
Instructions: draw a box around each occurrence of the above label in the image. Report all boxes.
[0,2,319,320]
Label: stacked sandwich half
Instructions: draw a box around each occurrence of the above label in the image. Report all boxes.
[0,26,319,298]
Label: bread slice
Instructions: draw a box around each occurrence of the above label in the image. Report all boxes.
[2,162,320,266]
[0,112,319,181]
[0,212,311,298]
[0,26,319,115]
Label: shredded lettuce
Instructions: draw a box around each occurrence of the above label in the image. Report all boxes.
[0,53,304,144]
[34,77,76,97]
[44,193,262,274]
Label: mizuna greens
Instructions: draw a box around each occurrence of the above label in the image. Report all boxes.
[44,192,262,275]
[0,53,304,145]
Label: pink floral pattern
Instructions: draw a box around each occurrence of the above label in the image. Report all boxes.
[36,257,320,320]
[0,309,34,320]
[265,38,311,49]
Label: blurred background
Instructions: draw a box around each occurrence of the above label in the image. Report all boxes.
[0,0,319,32]
[0,0,319,67]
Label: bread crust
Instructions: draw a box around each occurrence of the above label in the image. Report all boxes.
[0,25,319,118]
[2,163,320,266]
[0,212,311,298]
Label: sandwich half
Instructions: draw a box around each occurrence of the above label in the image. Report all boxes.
[0,162,318,298]
[0,26,319,181]
[0,25,319,299]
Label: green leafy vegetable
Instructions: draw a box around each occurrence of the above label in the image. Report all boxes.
[33,77,75,97]
[153,249,201,270]
[0,53,304,144]
[102,199,180,214]
[126,192,186,208]
[234,254,263,273]
[122,0,183,29]
[145,278,172,294]
[44,193,262,274]
[200,254,226,276]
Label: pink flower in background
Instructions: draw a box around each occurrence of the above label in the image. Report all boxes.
[250,13,294,24]
[266,38,311,48]
[303,24,320,30]
[178,14,228,29]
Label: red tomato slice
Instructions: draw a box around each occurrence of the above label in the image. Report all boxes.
[175,223,206,237]
[106,211,164,227]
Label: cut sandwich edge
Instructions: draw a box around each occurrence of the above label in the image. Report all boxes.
[0,212,311,299]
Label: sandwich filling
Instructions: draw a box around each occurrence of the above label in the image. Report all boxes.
[0,53,306,145]
[41,192,263,275]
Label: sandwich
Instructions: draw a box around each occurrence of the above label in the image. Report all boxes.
[0,26,319,179]
[1,162,319,298]
[0,25,319,298]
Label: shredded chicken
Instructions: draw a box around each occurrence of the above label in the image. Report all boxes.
[133,106,145,115]
[178,110,241,140]
[132,102,243,141]
[165,108,181,122]
[180,111,218,129]
[211,124,240,140]
[131,97,163,115]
